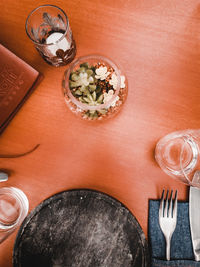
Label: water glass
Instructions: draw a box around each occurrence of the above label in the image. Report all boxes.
[25,5,76,66]
[155,129,200,187]
[0,187,29,243]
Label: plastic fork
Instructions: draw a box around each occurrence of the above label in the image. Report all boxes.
[159,189,178,261]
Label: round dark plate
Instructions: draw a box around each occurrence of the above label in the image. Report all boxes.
[13,189,150,267]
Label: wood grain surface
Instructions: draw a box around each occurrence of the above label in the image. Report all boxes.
[0,0,200,266]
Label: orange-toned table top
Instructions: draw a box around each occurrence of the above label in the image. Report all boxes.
[1,0,200,266]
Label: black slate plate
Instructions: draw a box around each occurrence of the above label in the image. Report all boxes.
[13,189,150,267]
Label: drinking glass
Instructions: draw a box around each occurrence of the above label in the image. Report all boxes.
[25,5,76,66]
[155,129,200,187]
[0,187,29,243]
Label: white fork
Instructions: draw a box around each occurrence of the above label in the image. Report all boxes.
[159,189,178,261]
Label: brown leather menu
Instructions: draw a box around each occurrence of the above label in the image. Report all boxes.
[0,44,40,134]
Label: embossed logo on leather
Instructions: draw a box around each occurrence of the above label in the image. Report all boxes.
[0,66,24,105]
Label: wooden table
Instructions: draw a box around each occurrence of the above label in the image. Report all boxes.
[1,0,200,265]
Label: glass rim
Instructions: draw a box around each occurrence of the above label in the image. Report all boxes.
[155,132,199,182]
[63,54,122,111]
[155,133,190,170]
[180,136,199,185]
[0,187,29,229]
[25,4,69,46]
